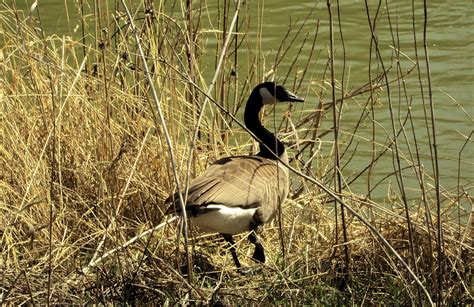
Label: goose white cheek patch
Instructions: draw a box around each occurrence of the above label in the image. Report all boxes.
[259,87,278,105]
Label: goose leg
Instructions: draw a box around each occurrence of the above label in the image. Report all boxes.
[248,232,265,263]
[222,234,241,268]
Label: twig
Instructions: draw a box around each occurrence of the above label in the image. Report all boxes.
[119,0,192,282]
[330,0,350,275]
[422,1,444,303]
[86,127,151,276]
[179,0,242,278]
[67,216,177,284]
[384,1,422,303]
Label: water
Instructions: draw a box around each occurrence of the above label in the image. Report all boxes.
[202,0,474,203]
[6,0,472,203]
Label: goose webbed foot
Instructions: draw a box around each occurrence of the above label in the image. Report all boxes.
[248,232,265,263]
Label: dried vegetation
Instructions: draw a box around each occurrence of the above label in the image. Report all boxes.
[0,1,472,305]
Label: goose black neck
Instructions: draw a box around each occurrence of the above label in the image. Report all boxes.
[244,90,285,159]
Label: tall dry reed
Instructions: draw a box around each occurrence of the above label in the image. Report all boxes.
[0,1,471,305]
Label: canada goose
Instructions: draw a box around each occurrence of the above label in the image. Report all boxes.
[165,82,304,269]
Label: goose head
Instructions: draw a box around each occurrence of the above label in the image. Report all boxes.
[255,82,304,105]
[244,82,304,160]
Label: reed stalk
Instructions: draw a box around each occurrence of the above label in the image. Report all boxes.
[0,1,471,305]
[327,0,350,292]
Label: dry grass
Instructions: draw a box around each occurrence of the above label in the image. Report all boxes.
[1,1,472,305]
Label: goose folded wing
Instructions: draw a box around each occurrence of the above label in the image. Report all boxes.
[165,156,285,215]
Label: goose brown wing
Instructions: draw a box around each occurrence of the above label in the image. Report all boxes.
[165,156,288,215]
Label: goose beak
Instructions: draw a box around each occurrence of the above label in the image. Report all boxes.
[284,89,304,102]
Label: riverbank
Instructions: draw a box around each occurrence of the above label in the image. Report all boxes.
[0,2,471,305]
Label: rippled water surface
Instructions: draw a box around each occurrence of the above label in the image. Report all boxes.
[7,0,472,200]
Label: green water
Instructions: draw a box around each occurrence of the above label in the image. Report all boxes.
[6,0,472,203]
